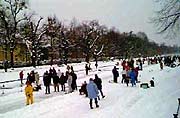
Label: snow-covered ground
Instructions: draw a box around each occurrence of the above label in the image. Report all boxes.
[0,60,180,118]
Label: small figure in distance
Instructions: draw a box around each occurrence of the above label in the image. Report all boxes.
[150,77,155,87]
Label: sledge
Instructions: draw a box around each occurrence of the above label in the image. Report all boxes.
[140,83,149,89]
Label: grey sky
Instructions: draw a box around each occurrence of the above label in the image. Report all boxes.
[30,0,180,46]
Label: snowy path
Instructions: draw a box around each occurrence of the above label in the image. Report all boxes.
[0,62,115,114]
[0,61,180,118]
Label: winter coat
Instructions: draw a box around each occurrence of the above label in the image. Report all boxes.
[94,77,102,90]
[86,81,99,99]
[25,85,33,97]
[71,72,77,90]
[35,73,40,84]
[53,75,59,84]
[57,70,61,78]
[67,75,73,86]
[129,70,136,81]
[19,71,24,79]
[112,68,119,78]
[121,70,127,76]
[67,75,73,92]
[43,73,51,86]
[59,74,66,85]
[134,67,139,77]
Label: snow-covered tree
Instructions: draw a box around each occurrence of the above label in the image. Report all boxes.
[0,0,28,68]
[152,0,180,37]
[78,20,105,63]
[20,15,45,67]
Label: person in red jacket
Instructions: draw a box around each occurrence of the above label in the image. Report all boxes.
[19,71,24,84]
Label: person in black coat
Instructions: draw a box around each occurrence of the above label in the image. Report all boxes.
[71,71,77,91]
[43,71,51,94]
[85,64,89,75]
[79,81,88,97]
[94,74,105,99]
[59,73,66,92]
[112,66,119,83]
[53,74,59,92]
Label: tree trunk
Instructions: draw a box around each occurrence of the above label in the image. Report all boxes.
[10,49,14,69]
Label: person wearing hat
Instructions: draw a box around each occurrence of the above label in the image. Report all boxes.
[25,81,34,105]
[86,78,99,109]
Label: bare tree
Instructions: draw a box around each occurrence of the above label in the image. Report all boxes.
[78,20,105,63]
[152,0,180,36]
[0,0,28,69]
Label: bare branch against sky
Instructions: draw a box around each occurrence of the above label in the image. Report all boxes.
[29,0,180,46]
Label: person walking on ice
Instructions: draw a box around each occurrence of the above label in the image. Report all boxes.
[25,81,34,105]
[86,78,99,109]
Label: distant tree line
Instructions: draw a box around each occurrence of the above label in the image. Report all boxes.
[0,0,179,68]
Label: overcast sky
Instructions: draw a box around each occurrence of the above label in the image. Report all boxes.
[30,0,180,46]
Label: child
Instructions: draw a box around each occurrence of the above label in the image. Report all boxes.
[25,81,34,105]
[150,77,155,87]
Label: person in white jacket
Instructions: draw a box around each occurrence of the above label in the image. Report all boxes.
[121,67,127,83]
[67,72,73,93]
[57,69,61,78]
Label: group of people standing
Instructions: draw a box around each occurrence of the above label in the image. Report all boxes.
[112,59,140,87]
[43,66,77,94]
[22,60,109,109]
[83,74,105,109]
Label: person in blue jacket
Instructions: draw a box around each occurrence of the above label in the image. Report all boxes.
[129,68,136,87]
[86,78,99,109]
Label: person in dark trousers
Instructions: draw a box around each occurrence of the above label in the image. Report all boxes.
[86,78,99,109]
[121,67,127,83]
[85,64,89,75]
[129,68,136,87]
[134,67,139,82]
[59,73,66,91]
[150,77,155,87]
[112,66,119,83]
[29,71,35,84]
[160,61,163,70]
[71,71,77,91]
[43,71,51,94]
[19,70,24,84]
[94,74,105,99]
[79,81,88,97]
[53,74,59,92]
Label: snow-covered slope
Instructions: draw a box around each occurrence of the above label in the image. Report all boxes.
[0,61,179,118]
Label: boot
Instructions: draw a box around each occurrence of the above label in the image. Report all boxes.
[96,104,99,108]
[90,99,93,109]
[95,98,99,108]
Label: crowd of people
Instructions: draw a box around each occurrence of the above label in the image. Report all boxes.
[112,59,140,87]
[22,55,180,107]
